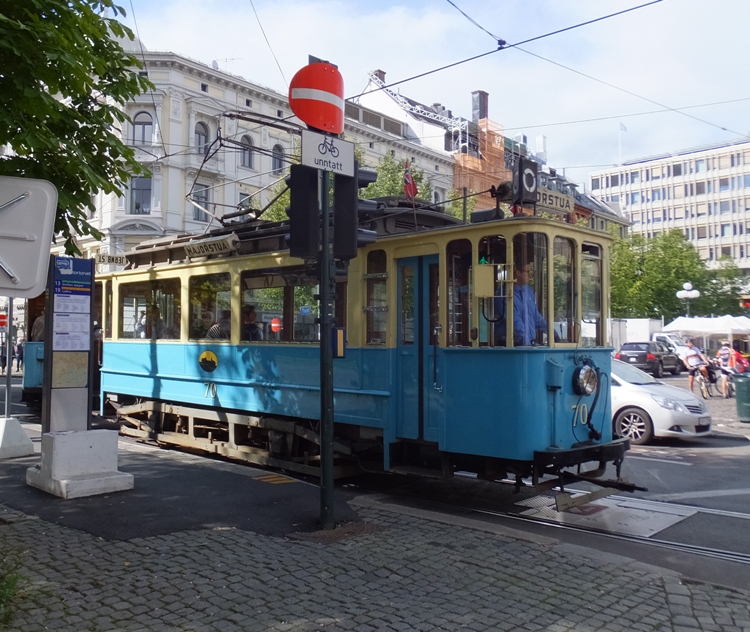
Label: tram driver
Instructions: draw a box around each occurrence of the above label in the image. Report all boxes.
[494,260,547,346]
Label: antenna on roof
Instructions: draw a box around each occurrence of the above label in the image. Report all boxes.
[211,60,219,70]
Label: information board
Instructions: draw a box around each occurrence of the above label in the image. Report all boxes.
[42,256,95,433]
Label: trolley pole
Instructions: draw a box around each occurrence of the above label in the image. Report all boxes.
[319,170,335,530]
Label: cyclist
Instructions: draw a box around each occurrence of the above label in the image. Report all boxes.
[715,340,738,398]
[684,339,710,393]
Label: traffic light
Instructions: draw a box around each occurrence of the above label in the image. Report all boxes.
[333,161,378,260]
[285,164,320,259]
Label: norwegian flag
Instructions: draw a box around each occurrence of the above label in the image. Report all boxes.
[403,161,418,199]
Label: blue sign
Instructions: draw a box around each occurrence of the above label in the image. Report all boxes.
[300,306,312,315]
[53,257,94,296]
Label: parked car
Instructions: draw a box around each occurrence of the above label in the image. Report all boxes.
[611,360,711,445]
[614,341,683,377]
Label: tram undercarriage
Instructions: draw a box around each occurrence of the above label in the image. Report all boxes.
[113,400,365,478]
[113,399,642,494]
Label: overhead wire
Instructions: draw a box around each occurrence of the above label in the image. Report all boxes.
[248,0,288,88]
[348,1,663,100]
[444,0,748,139]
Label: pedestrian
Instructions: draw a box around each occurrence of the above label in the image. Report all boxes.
[0,339,6,375]
[16,340,24,371]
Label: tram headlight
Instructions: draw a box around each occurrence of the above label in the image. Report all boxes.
[572,364,598,396]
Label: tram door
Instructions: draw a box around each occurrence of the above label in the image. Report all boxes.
[396,255,441,442]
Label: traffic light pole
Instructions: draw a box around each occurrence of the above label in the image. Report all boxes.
[319,170,335,530]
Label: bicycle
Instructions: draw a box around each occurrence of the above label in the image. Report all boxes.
[317,137,339,157]
[692,365,715,400]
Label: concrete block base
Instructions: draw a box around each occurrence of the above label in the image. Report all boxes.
[0,417,35,459]
[26,430,134,499]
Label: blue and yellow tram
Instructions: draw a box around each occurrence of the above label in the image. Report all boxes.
[99,200,631,488]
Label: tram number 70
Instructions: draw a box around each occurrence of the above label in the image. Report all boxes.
[571,404,589,426]
[204,382,217,398]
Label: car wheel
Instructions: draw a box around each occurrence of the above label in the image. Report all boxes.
[653,362,663,378]
[614,407,654,446]
[671,361,682,376]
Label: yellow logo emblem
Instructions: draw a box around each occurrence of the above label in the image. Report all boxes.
[199,350,218,372]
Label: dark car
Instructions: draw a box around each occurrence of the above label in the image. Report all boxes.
[614,341,682,378]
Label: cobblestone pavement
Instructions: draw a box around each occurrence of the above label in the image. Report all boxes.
[1,494,750,632]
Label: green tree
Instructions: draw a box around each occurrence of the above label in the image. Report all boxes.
[0,1,152,254]
[362,152,432,201]
[445,188,477,221]
[610,229,706,320]
[698,257,745,316]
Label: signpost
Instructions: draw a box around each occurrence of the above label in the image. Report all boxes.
[288,58,354,530]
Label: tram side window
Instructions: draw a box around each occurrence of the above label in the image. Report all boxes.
[240,287,277,342]
[241,269,320,342]
[581,243,603,347]
[478,235,507,347]
[365,250,387,345]
[553,237,576,343]
[447,239,471,346]
[189,273,231,339]
[119,279,181,340]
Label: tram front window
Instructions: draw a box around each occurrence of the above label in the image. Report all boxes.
[493,234,548,347]
[553,237,576,343]
[581,243,603,347]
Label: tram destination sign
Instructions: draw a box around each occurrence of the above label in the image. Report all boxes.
[95,253,129,266]
[301,129,354,177]
[184,233,239,259]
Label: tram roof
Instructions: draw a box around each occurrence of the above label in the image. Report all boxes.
[121,197,607,270]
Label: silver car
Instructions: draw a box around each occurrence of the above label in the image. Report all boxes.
[611,360,711,445]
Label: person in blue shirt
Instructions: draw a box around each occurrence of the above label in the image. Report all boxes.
[494,263,547,346]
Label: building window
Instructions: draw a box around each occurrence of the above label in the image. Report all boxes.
[720,177,730,192]
[245,98,252,108]
[720,200,730,214]
[271,144,285,175]
[132,112,153,145]
[695,181,706,195]
[721,223,731,237]
[193,184,209,222]
[630,171,640,184]
[652,189,662,201]
[591,177,600,190]
[277,109,284,118]
[673,163,683,177]
[610,174,620,187]
[433,191,441,204]
[200,83,208,93]
[696,159,706,173]
[697,226,707,239]
[195,122,209,155]
[130,177,151,215]
[240,135,254,169]
[630,192,641,204]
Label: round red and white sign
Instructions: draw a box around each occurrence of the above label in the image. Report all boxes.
[288,63,344,134]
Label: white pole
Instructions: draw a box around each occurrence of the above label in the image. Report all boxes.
[4,297,12,420]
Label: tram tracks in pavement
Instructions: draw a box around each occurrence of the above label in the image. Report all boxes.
[364,480,750,567]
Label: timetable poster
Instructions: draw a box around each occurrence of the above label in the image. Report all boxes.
[52,257,93,352]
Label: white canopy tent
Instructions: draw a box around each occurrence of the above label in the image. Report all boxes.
[662,315,750,351]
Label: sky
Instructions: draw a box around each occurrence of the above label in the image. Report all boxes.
[117,0,750,188]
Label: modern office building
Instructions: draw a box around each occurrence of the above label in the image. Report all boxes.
[590,139,750,271]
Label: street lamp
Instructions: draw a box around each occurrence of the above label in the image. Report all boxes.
[676,282,700,317]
